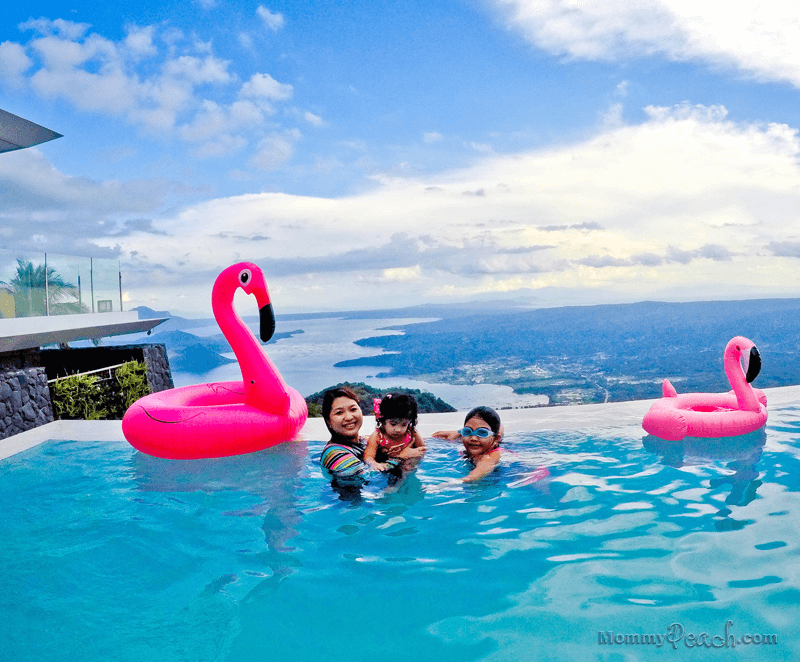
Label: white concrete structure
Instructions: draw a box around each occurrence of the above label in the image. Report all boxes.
[0,312,166,353]
[0,108,62,153]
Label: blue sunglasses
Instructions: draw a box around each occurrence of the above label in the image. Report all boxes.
[459,426,493,438]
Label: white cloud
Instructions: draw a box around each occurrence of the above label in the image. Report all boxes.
[191,134,248,159]
[257,6,285,31]
[19,17,91,40]
[249,129,301,170]
[124,25,157,58]
[0,41,32,87]
[304,111,323,126]
[0,147,173,257]
[238,32,253,50]
[423,131,443,143]
[488,0,800,89]
[105,103,800,311]
[471,142,494,153]
[4,18,297,153]
[162,54,233,85]
[240,72,293,100]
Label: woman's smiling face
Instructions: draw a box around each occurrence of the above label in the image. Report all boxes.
[327,396,363,439]
[461,415,497,458]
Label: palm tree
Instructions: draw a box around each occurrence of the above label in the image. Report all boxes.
[1,259,86,317]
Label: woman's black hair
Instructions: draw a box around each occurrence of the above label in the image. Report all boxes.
[376,392,418,432]
[464,405,501,435]
[322,386,360,433]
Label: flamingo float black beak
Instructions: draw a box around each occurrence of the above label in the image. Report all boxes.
[260,303,275,343]
[745,346,761,383]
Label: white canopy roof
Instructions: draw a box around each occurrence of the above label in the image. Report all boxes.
[0,108,62,153]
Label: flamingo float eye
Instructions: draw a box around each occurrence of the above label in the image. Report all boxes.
[238,269,252,286]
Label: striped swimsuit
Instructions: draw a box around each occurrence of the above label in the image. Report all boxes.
[320,439,368,479]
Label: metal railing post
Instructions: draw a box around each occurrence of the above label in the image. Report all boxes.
[44,252,49,316]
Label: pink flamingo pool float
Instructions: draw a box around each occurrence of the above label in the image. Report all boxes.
[122,262,308,459]
[642,336,767,441]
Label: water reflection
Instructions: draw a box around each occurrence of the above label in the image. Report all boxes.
[130,441,307,590]
[642,428,766,528]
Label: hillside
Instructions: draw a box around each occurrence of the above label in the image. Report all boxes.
[305,382,456,418]
[334,298,800,405]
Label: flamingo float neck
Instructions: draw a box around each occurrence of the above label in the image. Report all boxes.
[724,336,761,412]
[211,263,290,415]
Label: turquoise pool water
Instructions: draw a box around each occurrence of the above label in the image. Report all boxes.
[2,408,800,661]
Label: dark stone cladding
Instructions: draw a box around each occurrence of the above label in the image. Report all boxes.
[0,344,173,440]
[0,367,54,439]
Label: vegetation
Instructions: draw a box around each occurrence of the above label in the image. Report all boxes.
[50,360,151,420]
[1,259,87,317]
[50,373,110,420]
[305,381,456,418]
[115,361,152,410]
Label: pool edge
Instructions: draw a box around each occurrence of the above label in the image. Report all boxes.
[3,384,800,461]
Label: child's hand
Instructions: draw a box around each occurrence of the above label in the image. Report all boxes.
[367,460,388,472]
[432,430,461,441]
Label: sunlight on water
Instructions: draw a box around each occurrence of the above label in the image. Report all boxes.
[2,407,800,661]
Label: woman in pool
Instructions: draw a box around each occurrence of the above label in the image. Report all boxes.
[319,386,372,481]
[432,405,504,482]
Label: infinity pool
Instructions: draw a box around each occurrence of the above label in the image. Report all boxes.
[2,406,799,661]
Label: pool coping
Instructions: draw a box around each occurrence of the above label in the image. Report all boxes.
[4,384,800,462]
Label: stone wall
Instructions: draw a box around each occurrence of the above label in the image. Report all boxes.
[141,344,174,392]
[0,367,54,440]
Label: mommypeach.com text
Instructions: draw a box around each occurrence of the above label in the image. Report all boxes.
[598,621,777,649]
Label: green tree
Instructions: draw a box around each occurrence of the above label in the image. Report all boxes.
[1,259,86,317]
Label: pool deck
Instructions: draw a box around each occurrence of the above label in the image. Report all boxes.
[4,384,800,461]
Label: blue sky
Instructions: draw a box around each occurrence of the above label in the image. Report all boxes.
[2,1,800,315]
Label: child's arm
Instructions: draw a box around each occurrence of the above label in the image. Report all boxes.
[363,431,388,471]
[396,430,426,458]
[462,450,501,483]
[431,430,461,441]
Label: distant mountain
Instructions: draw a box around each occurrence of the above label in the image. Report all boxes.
[334,298,800,405]
[131,306,217,332]
[123,307,303,373]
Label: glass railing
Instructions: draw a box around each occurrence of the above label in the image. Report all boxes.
[0,249,122,319]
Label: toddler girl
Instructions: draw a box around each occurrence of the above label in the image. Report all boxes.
[364,392,426,471]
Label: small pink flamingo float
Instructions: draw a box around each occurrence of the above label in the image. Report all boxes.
[642,336,767,441]
[122,262,308,459]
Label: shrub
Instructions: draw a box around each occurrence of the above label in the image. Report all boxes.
[50,373,109,420]
[115,360,151,410]
[50,360,152,420]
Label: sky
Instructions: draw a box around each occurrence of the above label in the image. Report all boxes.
[2,1,800,316]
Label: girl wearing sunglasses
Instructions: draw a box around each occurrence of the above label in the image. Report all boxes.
[432,405,503,482]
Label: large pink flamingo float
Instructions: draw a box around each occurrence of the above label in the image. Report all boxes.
[122,262,308,459]
[642,336,767,441]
